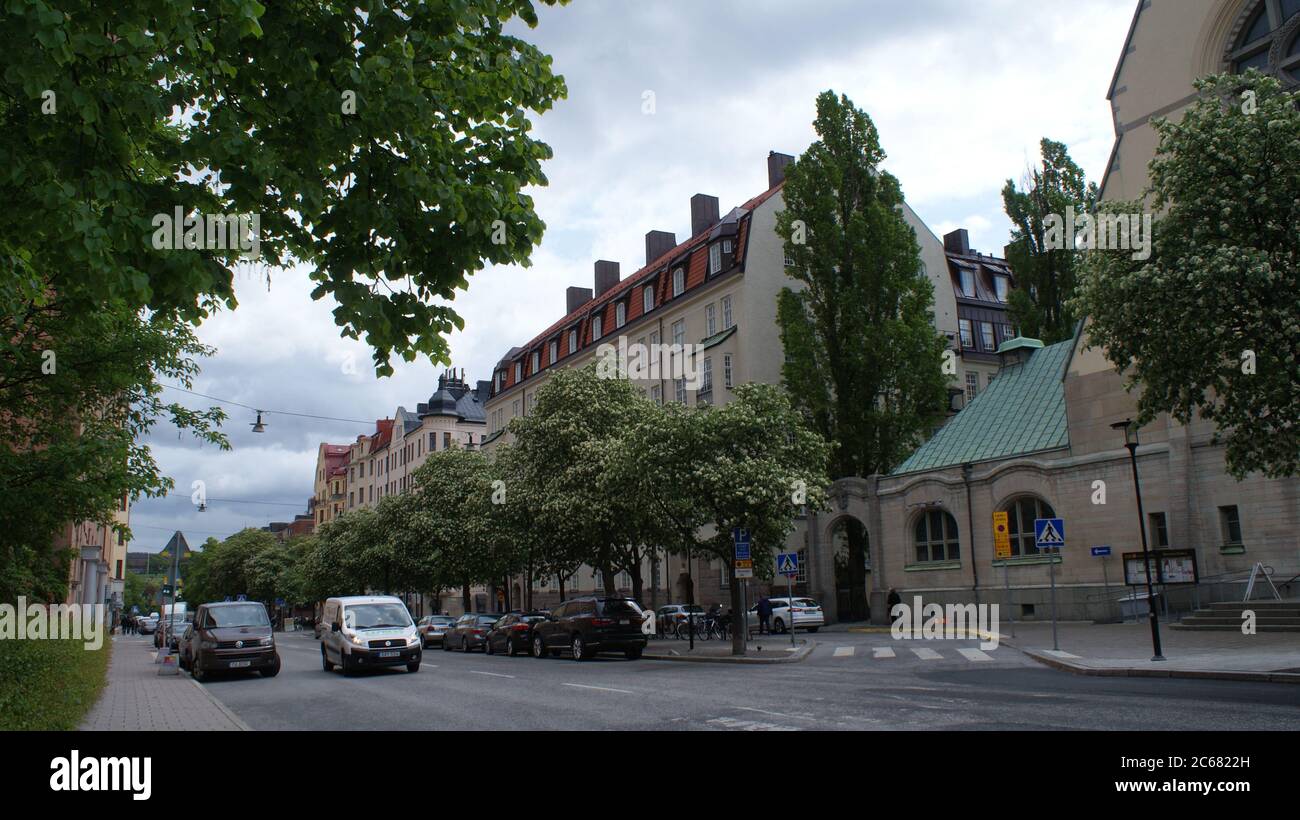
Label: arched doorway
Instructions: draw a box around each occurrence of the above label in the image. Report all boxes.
[829,515,870,622]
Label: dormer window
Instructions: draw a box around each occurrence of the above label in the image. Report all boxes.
[709,244,722,275]
[568,328,577,354]
[959,269,975,298]
[994,275,1008,302]
[549,340,558,364]
[531,350,540,373]
[514,362,522,382]
[672,267,684,297]
[615,301,626,329]
[592,314,603,339]
[643,285,654,314]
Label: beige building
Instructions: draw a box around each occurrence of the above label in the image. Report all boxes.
[311,442,350,527]
[57,495,130,614]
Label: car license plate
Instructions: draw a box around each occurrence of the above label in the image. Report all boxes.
[378,650,399,658]
[229,660,251,668]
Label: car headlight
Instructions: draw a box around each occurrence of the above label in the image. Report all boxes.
[259,637,273,646]
[349,633,366,645]
[408,635,421,646]
[199,640,217,650]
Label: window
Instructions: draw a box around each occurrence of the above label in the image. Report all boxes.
[531,350,540,373]
[672,267,684,297]
[705,303,716,336]
[549,340,557,364]
[591,314,602,339]
[568,328,577,354]
[429,432,435,452]
[722,238,733,255]
[959,269,974,297]
[914,509,960,563]
[981,322,996,351]
[986,372,996,388]
[994,275,1008,302]
[965,372,978,404]
[1149,512,1169,548]
[512,400,519,417]
[650,384,662,404]
[444,432,452,449]
[643,285,654,314]
[616,301,626,328]
[514,362,522,382]
[1003,496,1057,557]
[1228,1,1300,81]
[1219,505,1243,545]
[959,319,974,348]
[671,319,685,346]
[497,371,505,389]
[722,295,733,329]
[701,357,713,392]
[724,353,733,388]
[649,330,660,364]
[709,243,722,274]
[674,378,686,404]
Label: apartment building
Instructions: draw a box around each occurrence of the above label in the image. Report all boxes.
[56,493,130,613]
[311,443,350,526]
[482,151,975,610]
[943,228,1018,405]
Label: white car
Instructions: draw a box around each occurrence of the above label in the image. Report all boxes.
[747,597,824,633]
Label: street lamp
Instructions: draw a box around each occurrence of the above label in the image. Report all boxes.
[1110,418,1164,661]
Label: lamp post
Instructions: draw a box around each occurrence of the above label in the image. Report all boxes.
[1110,419,1164,661]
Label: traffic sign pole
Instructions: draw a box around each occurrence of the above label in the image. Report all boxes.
[1035,518,1065,652]
[1048,547,1059,651]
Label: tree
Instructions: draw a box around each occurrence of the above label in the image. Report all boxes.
[408,447,497,611]
[1002,138,1099,344]
[775,90,948,620]
[1075,71,1300,479]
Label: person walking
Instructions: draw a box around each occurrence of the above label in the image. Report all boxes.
[757,597,773,635]
[887,588,902,624]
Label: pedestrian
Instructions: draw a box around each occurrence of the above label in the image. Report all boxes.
[757,597,773,635]
[887,588,902,623]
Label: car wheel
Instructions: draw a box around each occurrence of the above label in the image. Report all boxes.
[774,618,787,634]
[342,652,357,677]
[571,634,589,661]
[191,654,206,682]
[442,637,451,651]
[321,646,334,672]
[533,635,547,659]
[486,637,496,655]
[406,661,420,673]
[261,657,281,678]
[507,638,517,657]
[461,638,470,653]
[624,647,643,660]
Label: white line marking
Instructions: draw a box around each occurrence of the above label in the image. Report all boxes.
[563,683,634,695]
[911,647,942,660]
[957,648,993,662]
[737,706,797,719]
[1044,649,1080,659]
[873,647,896,659]
[468,670,515,679]
[833,646,854,658]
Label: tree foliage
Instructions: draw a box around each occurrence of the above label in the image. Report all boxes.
[1075,72,1299,478]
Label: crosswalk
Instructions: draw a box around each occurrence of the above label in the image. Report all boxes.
[821,643,1002,664]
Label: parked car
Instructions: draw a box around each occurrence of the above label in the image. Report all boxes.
[655,604,704,635]
[319,596,422,675]
[180,601,280,681]
[154,612,191,650]
[747,597,825,633]
[443,613,503,652]
[485,612,548,656]
[416,614,456,648]
[532,597,649,661]
[137,616,158,635]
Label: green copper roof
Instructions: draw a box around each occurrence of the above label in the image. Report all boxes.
[892,339,1074,475]
[995,335,1044,355]
[698,325,737,351]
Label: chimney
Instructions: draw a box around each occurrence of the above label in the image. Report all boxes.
[594,260,620,297]
[475,380,492,402]
[767,151,794,188]
[566,285,593,314]
[944,229,971,255]
[645,230,677,265]
[690,193,719,237]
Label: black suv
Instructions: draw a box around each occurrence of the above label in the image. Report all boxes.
[531,597,648,661]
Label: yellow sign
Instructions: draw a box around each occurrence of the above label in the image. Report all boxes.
[993,511,1011,559]
[734,559,753,570]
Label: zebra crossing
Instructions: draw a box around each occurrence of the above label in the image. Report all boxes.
[820,643,1001,664]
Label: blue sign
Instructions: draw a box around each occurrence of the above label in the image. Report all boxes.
[732,528,751,561]
[1090,546,1111,557]
[275,598,285,607]
[1034,518,1065,550]
[776,552,799,577]
[236,594,247,602]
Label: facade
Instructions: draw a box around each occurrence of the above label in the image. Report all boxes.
[1101,0,1300,203]
[312,443,350,526]
[943,228,1018,406]
[56,493,129,614]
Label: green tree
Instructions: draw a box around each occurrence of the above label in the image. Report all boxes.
[775,90,948,620]
[1002,138,1099,344]
[1075,72,1300,479]
[408,447,498,611]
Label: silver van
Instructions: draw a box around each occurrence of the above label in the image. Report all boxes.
[319,596,422,675]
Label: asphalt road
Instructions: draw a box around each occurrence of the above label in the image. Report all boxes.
[197,630,1300,731]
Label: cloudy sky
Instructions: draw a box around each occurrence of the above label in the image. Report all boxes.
[129,0,1136,552]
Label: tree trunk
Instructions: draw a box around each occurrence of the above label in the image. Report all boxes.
[630,559,644,604]
[461,582,471,613]
[846,519,869,621]
[558,574,566,601]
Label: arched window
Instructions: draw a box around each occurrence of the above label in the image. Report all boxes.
[913,509,960,563]
[1002,496,1057,557]
[1227,0,1300,84]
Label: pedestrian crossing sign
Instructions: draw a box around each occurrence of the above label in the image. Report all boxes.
[1034,518,1065,550]
[777,552,799,577]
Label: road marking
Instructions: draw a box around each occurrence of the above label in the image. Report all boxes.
[873,647,895,659]
[911,647,942,660]
[737,706,797,719]
[563,683,634,695]
[957,648,993,662]
[468,670,515,679]
[1044,649,1081,659]
[706,716,797,731]
[832,646,855,658]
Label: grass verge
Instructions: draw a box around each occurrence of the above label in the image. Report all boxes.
[0,635,111,730]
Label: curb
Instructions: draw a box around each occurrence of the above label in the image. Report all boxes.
[644,639,816,664]
[186,675,254,731]
[1018,647,1300,684]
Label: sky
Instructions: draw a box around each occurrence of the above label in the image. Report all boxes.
[128,0,1137,552]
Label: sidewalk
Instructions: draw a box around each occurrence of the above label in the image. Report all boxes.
[1000,621,1300,683]
[643,634,815,663]
[79,635,250,731]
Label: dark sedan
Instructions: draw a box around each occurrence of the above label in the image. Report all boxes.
[485,612,548,656]
[442,613,503,652]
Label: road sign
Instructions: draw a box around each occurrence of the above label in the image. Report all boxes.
[734,557,753,579]
[236,594,247,602]
[1090,545,1112,557]
[161,584,173,597]
[1034,518,1065,550]
[776,552,799,577]
[732,527,751,561]
[992,511,1011,559]
[275,598,285,607]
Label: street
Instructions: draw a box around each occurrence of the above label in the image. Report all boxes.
[184,631,1300,731]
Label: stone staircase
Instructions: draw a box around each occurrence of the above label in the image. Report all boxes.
[1172,599,1300,632]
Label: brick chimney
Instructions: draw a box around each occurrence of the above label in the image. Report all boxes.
[594,260,620,297]
[690,193,719,237]
[566,286,593,314]
[767,151,794,187]
[943,229,971,255]
[645,230,677,266]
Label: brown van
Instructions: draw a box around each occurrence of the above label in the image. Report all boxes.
[181,601,281,681]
